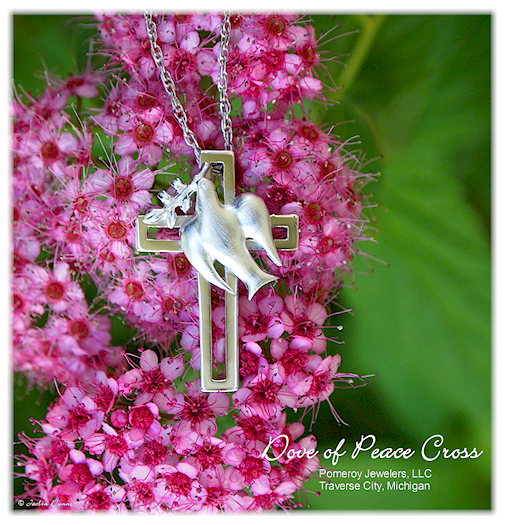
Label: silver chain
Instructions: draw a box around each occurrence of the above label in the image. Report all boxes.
[216,13,233,151]
[144,11,233,165]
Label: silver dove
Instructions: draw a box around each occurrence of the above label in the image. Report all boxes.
[180,177,282,300]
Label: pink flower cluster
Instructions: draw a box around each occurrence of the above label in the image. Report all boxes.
[16,360,321,512]
[13,12,374,512]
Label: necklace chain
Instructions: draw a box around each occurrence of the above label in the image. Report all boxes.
[144,11,233,165]
[216,14,233,151]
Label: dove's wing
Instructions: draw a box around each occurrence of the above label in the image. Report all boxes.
[233,193,282,267]
[180,218,235,296]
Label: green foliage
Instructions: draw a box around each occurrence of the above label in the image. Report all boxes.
[309,14,491,509]
[13,15,97,94]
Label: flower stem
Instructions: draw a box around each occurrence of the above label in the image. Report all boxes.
[333,14,386,103]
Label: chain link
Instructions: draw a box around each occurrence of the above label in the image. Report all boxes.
[217,12,233,151]
[144,11,202,164]
[144,11,234,163]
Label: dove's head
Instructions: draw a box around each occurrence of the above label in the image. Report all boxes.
[196,177,220,209]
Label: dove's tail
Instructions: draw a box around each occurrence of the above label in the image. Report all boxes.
[243,271,278,301]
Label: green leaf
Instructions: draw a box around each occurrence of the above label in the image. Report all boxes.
[336,14,491,481]
[13,14,97,95]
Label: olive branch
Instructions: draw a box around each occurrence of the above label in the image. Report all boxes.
[142,163,211,229]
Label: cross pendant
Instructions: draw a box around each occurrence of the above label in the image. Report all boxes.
[136,151,298,392]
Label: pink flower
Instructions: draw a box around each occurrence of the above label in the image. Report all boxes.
[87,423,132,473]
[222,414,281,455]
[164,380,230,438]
[186,436,229,473]
[247,473,298,511]
[291,354,343,408]
[118,349,185,407]
[238,293,284,342]
[93,82,123,134]
[239,342,269,383]
[119,464,163,512]
[83,206,136,270]
[59,448,104,495]
[43,386,104,442]
[87,155,155,214]
[13,82,68,127]
[180,324,201,370]
[271,337,321,381]
[135,436,172,467]
[228,452,272,491]
[281,295,328,354]
[154,461,207,511]
[22,119,83,172]
[255,180,298,215]
[79,483,127,512]
[127,403,162,446]
[24,261,86,314]
[240,14,308,53]
[115,107,173,166]
[299,216,355,271]
[12,271,45,331]
[148,279,197,326]
[12,212,41,262]
[121,79,169,115]
[244,124,316,186]
[107,263,157,320]
[47,311,113,357]
[198,465,252,512]
[64,72,100,99]
[270,416,320,487]
[233,364,288,422]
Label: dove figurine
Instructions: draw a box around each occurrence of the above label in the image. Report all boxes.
[180,177,281,300]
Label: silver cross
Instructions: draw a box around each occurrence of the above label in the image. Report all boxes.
[136,151,298,392]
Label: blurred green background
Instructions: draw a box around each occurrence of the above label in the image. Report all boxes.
[12,13,491,510]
